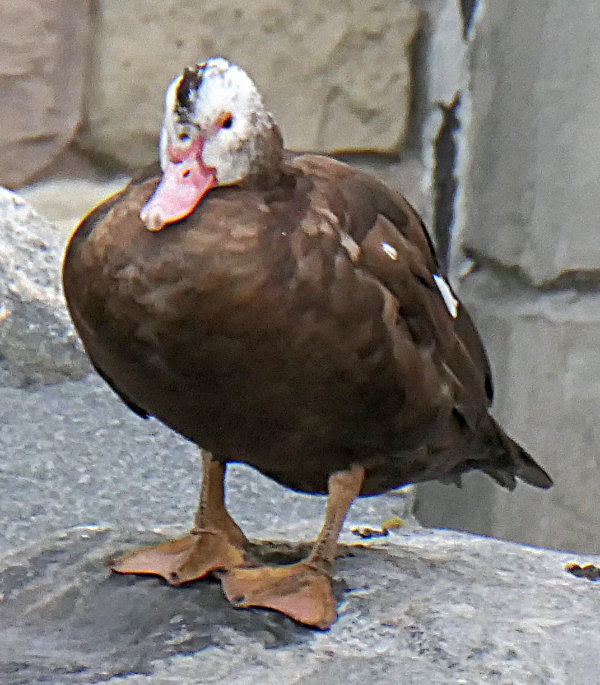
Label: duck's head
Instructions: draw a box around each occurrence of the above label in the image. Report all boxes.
[141,57,283,230]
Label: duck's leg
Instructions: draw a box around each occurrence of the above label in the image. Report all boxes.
[221,464,365,629]
[111,450,247,584]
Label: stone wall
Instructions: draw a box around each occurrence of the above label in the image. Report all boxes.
[417,0,600,554]
[1,0,599,553]
[1,0,421,183]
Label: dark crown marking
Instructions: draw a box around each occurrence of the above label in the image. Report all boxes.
[175,63,205,116]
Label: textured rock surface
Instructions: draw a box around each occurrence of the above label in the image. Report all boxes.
[2,514,599,683]
[461,0,600,285]
[0,0,91,187]
[0,188,89,387]
[78,0,420,168]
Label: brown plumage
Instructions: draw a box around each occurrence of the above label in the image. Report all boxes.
[63,58,551,629]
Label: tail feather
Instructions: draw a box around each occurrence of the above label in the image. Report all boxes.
[480,417,553,491]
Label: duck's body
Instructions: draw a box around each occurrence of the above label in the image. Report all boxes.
[64,152,542,495]
[63,58,551,629]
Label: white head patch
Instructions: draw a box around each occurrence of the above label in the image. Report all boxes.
[160,57,278,186]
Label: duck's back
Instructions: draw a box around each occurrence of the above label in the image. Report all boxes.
[63,154,551,495]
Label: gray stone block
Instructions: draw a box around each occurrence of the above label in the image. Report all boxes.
[462,0,600,285]
[417,266,600,553]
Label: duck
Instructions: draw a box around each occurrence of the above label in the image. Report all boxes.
[62,56,552,629]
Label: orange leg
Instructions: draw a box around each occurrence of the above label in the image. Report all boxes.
[221,464,366,629]
[111,450,247,584]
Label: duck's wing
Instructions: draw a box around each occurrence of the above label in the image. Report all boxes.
[294,154,492,431]
[292,154,551,490]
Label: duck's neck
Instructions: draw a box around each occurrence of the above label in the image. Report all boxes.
[240,124,285,190]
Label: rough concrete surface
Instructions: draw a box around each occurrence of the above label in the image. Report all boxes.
[420,0,600,554]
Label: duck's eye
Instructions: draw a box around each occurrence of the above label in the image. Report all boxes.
[178,132,190,142]
[219,112,233,129]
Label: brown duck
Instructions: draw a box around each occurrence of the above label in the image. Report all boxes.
[63,57,552,629]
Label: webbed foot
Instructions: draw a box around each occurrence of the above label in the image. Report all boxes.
[111,529,246,585]
[221,561,336,629]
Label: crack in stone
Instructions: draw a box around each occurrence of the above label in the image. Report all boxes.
[432,92,461,271]
[463,250,600,295]
[459,0,479,38]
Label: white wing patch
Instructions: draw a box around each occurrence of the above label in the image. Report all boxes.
[381,241,398,260]
[433,273,459,318]
[339,230,361,262]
